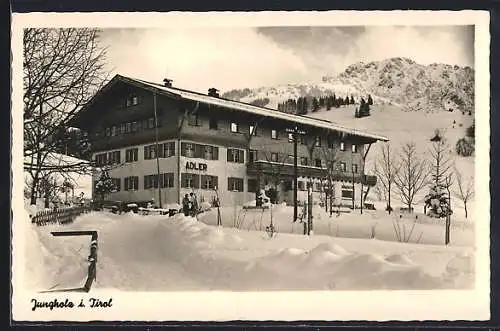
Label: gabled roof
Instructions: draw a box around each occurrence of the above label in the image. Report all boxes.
[72,74,389,142]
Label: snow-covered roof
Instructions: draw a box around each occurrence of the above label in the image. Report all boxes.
[129,76,389,142]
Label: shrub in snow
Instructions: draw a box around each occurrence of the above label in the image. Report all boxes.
[455,137,474,157]
[200,201,212,212]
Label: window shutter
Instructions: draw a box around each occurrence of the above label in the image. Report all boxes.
[181,143,186,157]
[213,147,219,160]
[144,146,149,160]
[239,150,245,163]
[194,144,203,158]
[227,149,231,162]
[193,174,200,188]
[170,142,175,157]
[124,178,128,191]
[213,176,218,190]
[238,178,244,192]
[181,173,186,188]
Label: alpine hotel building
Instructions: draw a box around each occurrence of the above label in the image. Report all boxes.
[69,75,389,208]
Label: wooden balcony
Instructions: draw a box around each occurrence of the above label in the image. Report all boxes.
[246,161,377,186]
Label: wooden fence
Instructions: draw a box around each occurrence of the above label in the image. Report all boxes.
[31,206,91,226]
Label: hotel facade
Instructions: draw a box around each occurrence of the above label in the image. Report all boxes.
[70,75,389,208]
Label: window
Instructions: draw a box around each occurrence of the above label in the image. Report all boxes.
[181,173,199,188]
[231,122,239,133]
[132,96,139,105]
[283,180,293,191]
[160,173,175,188]
[183,143,195,158]
[342,188,354,199]
[125,148,138,162]
[352,164,358,173]
[300,135,307,145]
[108,151,121,165]
[288,155,294,164]
[288,133,294,142]
[271,129,278,139]
[201,175,218,190]
[315,136,321,147]
[144,145,157,160]
[144,174,159,189]
[209,118,218,130]
[95,153,107,166]
[314,182,322,192]
[227,148,244,163]
[105,127,111,137]
[327,136,335,149]
[249,150,258,163]
[111,178,121,192]
[340,162,347,172]
[300,157,308,166]
[120,123,126,135]
[298,181,305,191]
[315,158,322,167]
[270,152,278,162]
[148,118,155,129]
[352,144,358,153]
[228,177,244,192]
[111,126,116,137]
[247,179,258,193]
[124,176,139,191]
[131,121,138,132]
[188,113,199,126]
[162,142,175,158]
[340,142,345,151]
[126,122,131,133]
[249,125,257,136]
[126,95,141,107]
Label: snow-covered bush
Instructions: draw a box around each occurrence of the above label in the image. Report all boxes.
[456,137,474,157]
[424,185,452,218]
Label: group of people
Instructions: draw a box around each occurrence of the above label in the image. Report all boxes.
[182,192,199,217]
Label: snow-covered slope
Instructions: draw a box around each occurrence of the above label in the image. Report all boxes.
[222,57,474,113]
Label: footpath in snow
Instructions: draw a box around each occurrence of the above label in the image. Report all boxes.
[25,209,475,292]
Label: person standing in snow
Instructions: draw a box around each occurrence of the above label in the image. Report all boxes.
[189,192,198,217]
[182,194,190,216]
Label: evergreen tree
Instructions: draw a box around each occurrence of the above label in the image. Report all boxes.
[344,96,350,105]
[94,170,116,202]
[424,134,453,218]
[326,96,332,110]
[319,97,325,108]
[367,94,374,105]
[350,95,355,104]
[355,107,359,118]
[312,97,320,112]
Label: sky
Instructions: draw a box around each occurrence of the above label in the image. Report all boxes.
[99,26,474,93]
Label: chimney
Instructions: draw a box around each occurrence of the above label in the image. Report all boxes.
[208,88,219,97]
[163,78,173,87]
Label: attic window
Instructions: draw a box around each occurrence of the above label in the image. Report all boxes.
[125,95,141,107]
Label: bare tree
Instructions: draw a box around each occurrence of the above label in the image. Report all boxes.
[373,143,400,214]
[262,148,290,203]
[318,145,340,215]
[394,142,429,212]
[454,168,474,219]
[24,28,109,205]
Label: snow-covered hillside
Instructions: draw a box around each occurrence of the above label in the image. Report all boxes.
[222,57,474,113]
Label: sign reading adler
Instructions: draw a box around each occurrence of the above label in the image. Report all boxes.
[185,161,208,171]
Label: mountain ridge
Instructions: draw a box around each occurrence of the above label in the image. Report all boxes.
[221,57,474,114]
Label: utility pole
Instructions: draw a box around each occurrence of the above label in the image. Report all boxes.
[153,92,162,209]
[293,127,298,223]
[286,125,303,223]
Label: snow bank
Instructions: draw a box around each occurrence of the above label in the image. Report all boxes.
[24,211,474,292]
